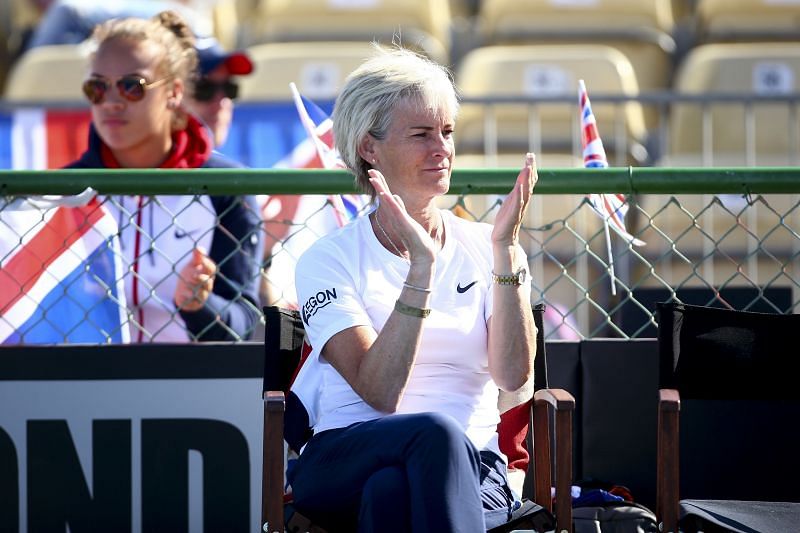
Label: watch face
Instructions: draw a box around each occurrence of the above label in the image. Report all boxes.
[518,268,527,284]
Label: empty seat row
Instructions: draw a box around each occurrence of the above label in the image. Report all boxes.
[695,0,800,42]
[231,0,800,60]
[245,0,452,64]
[475,2,676,95]
[240,0,680,91]
[454,44,648,165]
[7,0,781,73]
[4,38,800,168]
[9,0,798,91]
[665,42,800,167]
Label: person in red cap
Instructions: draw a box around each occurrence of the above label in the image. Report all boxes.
[187,37,254,148]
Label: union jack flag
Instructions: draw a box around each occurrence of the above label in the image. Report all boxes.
[260,86,369,307]
[0,108,91,169]
[579,79,644,247]
[289,82,367,226]
[0,193,129,344]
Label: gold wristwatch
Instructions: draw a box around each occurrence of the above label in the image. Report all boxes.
[492,267,527,286]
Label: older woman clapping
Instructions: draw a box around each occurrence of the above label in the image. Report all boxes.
[292,45,539,533]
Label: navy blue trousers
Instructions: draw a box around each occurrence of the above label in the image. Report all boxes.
[288,412,517,533]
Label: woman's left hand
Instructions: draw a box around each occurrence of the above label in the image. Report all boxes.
[174,247,217,312]
[491,152,538,247]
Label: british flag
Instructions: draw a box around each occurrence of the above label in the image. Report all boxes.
[0,108,91,169]
[579,79,645,247]
[0,193,129,344]
[288,82,367,226]
[260,86,369,307]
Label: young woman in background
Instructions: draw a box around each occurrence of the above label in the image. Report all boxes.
[67,11,261,342]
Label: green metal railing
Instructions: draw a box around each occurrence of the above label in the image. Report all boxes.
[1,167,798,342]
[3,167,800,195]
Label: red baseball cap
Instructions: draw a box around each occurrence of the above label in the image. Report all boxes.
[196,37,254,76]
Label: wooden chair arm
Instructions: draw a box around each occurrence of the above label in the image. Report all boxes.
[659,389,680,412]
[263,391,285,533]
[657,388,680,533]
[533,387,575,533]
[534,387,576,411]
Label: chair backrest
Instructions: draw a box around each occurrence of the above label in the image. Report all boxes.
[479,0,675,40]
[252,0,450,64]
[238,41,375,102]
[665,42,800,166]
[477,0,675,94]
[657,301,800,400]
[455,44,647,162]
[696,0,800,42]
[4,43,89,102]
[262,306,314,452]
[262,306,305,394]
[656,301,800,502]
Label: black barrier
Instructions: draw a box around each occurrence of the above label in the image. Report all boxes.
[4,341,662,530]
[0,343,263,533]
[578,339,660,511]
[9,339,765,529]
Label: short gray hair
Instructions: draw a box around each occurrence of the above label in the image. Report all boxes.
[333,45,459,196]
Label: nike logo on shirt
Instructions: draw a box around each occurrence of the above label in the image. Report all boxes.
[457,281,478,293]
[174,228,199,239]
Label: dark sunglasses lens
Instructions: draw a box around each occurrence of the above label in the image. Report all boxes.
[82,79,108,104]
[223,81,239,99]
[194,79,238,101]
[118,77,146,102]
[194,80,215,101]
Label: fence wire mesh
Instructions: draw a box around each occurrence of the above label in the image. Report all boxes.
[1,177,797,343]
[447,191,800,340]
[0,192,263,343]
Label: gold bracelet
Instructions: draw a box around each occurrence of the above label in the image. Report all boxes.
[394,299,431,318]
[491,266,527,286]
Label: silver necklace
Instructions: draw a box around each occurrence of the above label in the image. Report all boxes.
[373,211,409,263]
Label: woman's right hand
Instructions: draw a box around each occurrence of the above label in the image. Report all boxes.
[174,247,216,312]
[368,169,437,266]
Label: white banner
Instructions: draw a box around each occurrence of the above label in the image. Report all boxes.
[0,347,264,533]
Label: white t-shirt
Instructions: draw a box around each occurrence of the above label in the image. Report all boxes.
[295,209,530,455]
[106,195,215,342]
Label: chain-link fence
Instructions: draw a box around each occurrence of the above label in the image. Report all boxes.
[1,168,798,343]
[456,190,800,340]
[0,190,264,343]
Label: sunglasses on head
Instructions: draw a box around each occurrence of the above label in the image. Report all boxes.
[193,78,239,102]
[82,75,171,104]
